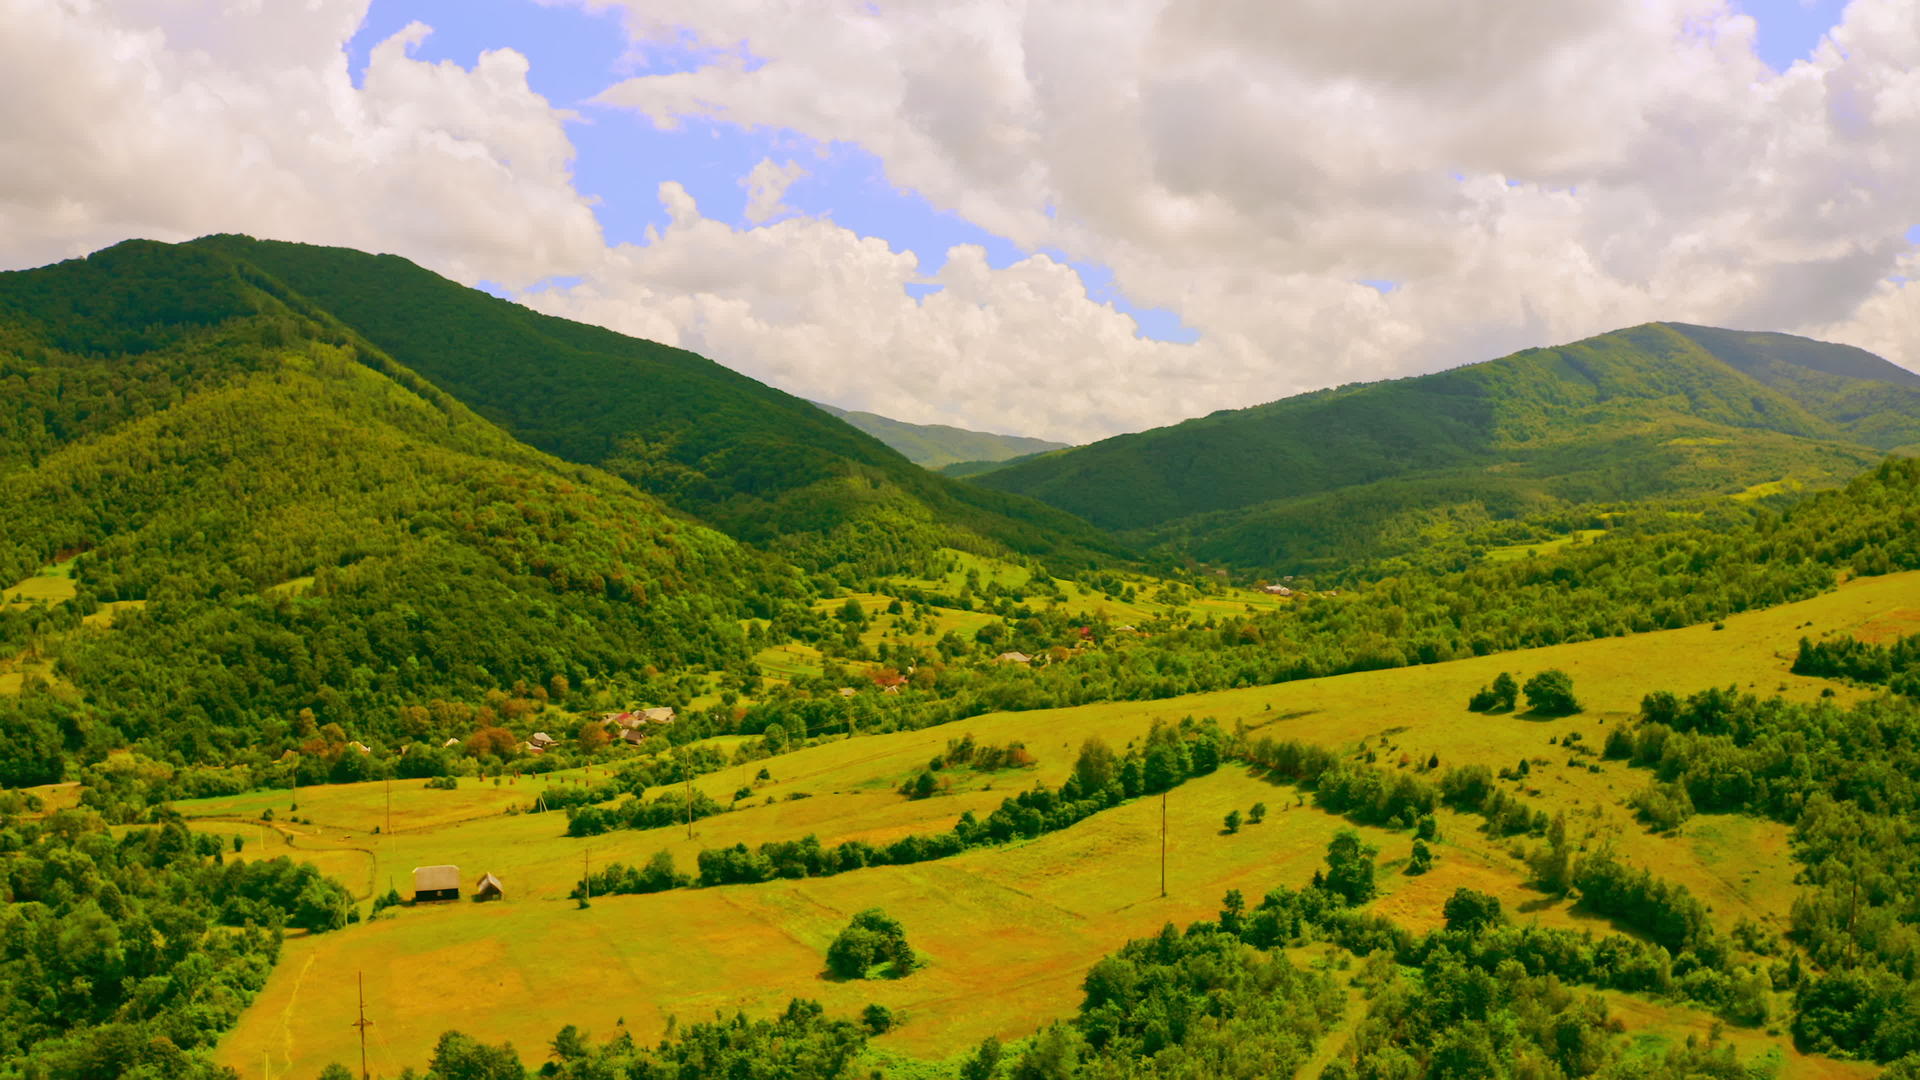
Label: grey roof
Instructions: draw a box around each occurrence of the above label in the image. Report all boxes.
[474,872,504,894]
[412,864,461,892]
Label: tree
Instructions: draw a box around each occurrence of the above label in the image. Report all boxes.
[427,1031,526,1080]
[575,719,609,752]
[861,1003,894,1034]
[960,1036,1004,1080]
[549,1024,589,1061]
[318,1065,354,1080]
[1248,801,1267,824]
[1223,809,1242,834]
[1073,737,1117,794]
[827,909,915,979]
[1523,669,1581,715]
[1442,887,1504,935]
[1322,830,1378,905]
[1491,672,1519,711]
[1407,839,1433,875]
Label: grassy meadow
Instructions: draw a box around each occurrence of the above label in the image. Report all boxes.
[194,569,1920,1078]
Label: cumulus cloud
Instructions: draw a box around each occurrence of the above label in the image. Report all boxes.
[0,0,601,286]
[517,183,1214,441]
[739,157,808,224]
[2,0,1916,441]
[576,0,1920,425]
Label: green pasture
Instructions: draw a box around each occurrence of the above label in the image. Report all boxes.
[201,569,1920,1078]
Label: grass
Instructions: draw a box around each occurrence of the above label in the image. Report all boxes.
[197,569,1920,1078]
[1484,529,1608,562]
[1,558,78,607]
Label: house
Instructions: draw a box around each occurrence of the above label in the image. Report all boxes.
[442,737,462,748]
[412,864,461,903]
[619,727,647,746]
[1261,584,1292,596]
[997,651,1032,665]
[473,872,504,902]
[640,707,676,726]
[529,732,556,750]
[347,741,372,754]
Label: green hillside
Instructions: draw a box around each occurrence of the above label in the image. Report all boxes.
[189,236,1117,575]
[810,401,1070,469]
[0,239,788,771]
[973,322,1920,570]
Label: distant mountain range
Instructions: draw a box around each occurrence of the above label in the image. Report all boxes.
[809,402,1069,470]
[969,322,1920,571]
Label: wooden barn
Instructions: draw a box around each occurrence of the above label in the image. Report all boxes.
[412,864,461,903]
[474,872,504,902]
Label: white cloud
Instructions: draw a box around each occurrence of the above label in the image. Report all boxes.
[574,0,1920,426]
[0,0,601,286]
[739,157,808,223]
[2,0,1917,442]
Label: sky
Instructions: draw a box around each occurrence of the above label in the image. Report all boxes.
[1,1,1916,442]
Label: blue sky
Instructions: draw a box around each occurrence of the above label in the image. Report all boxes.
[344,0,1216,341]
[343,0,1867,346]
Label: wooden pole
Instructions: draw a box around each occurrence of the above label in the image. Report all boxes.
[351,971,373,1080]
[685,771,694,839]
[1160,790,1168,899]
[582,849,591,903]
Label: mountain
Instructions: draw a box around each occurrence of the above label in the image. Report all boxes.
[809,402,1070,469]
[970,322,1920,570]
[0,238,792,769]
[188,235,1117,575]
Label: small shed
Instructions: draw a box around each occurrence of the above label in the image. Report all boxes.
[442,737,462,748]
[412,864,461,903]
[529,732,556,749]
[997,651,1032,665]
[473,872,504,902]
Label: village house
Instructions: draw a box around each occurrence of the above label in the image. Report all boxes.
[412,864,461,903]
[473,872,504,902]
[997,651,1032,665]
[529,732,556,750]
[1261,584,1293,596]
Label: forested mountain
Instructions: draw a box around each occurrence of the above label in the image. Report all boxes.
[0,240,793,769]
[809,401,1069,469]
[972,322,1920,571]
[188,236,1116,575]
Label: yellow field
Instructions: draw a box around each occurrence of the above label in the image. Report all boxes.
[196,569,1920,1078]
[1,558,78,607]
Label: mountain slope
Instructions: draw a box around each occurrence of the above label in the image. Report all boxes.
[810,402,1069,469]
[0,239,785,768]
[972,322,1919,568]
[187,235,1117,574]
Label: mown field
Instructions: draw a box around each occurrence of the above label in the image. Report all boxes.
[193,570,1920,1079]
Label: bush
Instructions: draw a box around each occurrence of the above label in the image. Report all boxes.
[1523,669,1580,715]
[426,775,459,790]
[826,909,915,979]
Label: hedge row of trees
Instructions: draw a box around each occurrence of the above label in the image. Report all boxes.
[578,720,1225,896]
[1792,630,1920,696]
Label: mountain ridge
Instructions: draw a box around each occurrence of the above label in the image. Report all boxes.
[970,320,1920,569]
[809,401,1070,469]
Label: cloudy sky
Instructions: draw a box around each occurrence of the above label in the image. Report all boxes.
[3,0,1916,442]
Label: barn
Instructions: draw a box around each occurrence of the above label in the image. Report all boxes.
[474,872,504,902]
[412,864,461,903]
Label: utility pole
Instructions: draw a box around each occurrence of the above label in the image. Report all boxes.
[384,775,391,837]
[1160,790,1168,899]
[582,849,591,903]
[351,971,373,1080]
[685,770,694,839]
